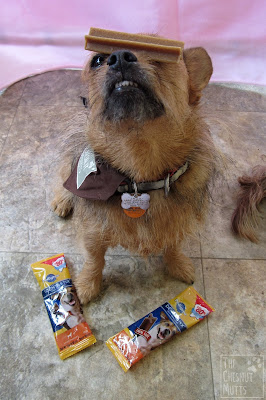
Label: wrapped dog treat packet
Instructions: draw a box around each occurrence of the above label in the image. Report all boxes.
[106,286,214,371]
[31,254,96,360]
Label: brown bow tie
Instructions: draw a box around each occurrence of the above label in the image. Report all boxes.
[63,160,126,201]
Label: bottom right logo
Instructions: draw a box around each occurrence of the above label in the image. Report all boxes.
[220,355,264,399]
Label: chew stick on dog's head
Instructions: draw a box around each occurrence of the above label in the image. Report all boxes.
[85,27,184,63]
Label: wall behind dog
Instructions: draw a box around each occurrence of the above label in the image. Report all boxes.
[0,0,265,90]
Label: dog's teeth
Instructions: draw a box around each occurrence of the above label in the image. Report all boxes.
[115,81,138,89]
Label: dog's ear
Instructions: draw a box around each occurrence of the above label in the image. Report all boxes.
[160,312,169,321]
[51,292,62,302]
[52,303,60,313]
[183,47,213,105]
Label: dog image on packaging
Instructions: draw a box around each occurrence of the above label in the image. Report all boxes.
[51,28,216,304]
[134,311,178,356]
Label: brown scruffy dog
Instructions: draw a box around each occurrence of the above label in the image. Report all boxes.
[52,43,216,304]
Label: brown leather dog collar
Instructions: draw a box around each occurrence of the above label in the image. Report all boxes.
[63,158,189,201]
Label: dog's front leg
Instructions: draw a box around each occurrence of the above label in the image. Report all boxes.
[51,162,74,218]
[75,238,107,304]
[163,244,195,284]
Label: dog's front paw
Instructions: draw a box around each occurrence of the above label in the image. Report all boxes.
[51,194,73,218]
[166,253,195,284]
[75,275,101,305]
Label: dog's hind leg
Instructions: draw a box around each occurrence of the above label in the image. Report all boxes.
[75,236,108,304]
[163,245,195,284]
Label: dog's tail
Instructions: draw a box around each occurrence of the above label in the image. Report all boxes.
[231,166,266,243]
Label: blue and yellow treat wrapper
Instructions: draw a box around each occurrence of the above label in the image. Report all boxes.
[106,286,214,371]
[31,254,96,360]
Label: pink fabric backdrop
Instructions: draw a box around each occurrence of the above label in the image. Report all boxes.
[1,0,266,90]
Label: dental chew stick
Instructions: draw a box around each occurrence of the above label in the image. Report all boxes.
[85,27,184,63]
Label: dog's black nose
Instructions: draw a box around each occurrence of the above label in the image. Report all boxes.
[165,329,170,337]
[107,50,137,70]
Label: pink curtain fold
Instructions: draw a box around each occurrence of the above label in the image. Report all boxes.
[1,0,265,90]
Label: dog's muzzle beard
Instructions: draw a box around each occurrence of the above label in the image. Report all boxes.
[102,50,165,123]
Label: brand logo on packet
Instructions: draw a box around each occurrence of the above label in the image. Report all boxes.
[43,274,59,283]
[52,256,67,272]
[175,299,187,315]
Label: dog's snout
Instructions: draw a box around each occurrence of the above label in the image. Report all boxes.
[164,329,170,337]
[66,293,73,301]
[107,50,137,70]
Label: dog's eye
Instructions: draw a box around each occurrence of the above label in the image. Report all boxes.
[91,54,106,69]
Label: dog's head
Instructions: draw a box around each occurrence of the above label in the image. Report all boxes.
[83,41,212,125]
[82,39,213,180]
[156,312,178,341]
[58,287,80,312]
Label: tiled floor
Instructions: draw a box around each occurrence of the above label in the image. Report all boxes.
[0,71,265,400]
